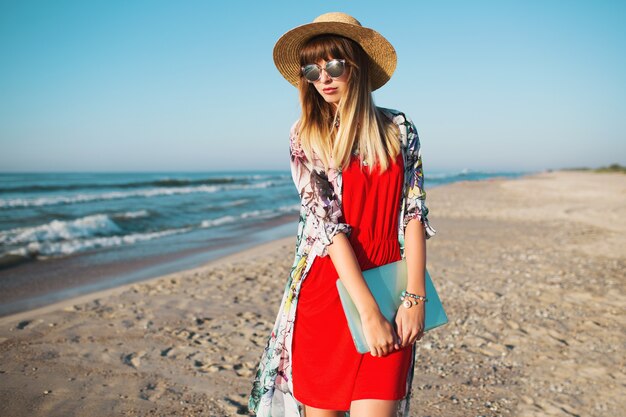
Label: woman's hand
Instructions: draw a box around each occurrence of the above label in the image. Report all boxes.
[361,309,399,357]
[395,302,425,348]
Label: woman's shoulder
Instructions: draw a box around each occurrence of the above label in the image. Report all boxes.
[377,107,419,148]
[377,107,411,126]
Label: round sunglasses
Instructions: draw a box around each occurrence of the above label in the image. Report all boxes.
[301,59,346,83]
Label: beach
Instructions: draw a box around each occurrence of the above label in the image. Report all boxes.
[0,170,624,417]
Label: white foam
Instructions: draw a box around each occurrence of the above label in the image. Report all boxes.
[200,215,237,228]
[7,227,191,258]
[240,204,299,219]
[116,209,150,219]
[0,214,122,246]
[235,181,274,189]
[220,199,250,207]
[278,204,300,213]
[200,204,299,229]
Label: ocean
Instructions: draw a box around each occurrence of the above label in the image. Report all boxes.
[0,169,526,316]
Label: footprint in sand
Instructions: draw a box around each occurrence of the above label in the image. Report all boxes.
[122,351,146,368]
[223,396,249,415]
[16,320,31,330]
[193,359,223,373]
[233,363,254,377]
[139,380,167,401]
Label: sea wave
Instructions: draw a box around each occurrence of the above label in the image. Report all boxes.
[0,203,300,261]
[200,215,237,228]
[5,227,191,259]
[220,199,250,207]
[0,181,278,209]
[240,204,300,219]
[200,204,300,228]
[0,210,154,247]
[113,210,150,219]
[0,213,123,246]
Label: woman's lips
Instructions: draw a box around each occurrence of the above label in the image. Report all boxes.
[322,87,337,94]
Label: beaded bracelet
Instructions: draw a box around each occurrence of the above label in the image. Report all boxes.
[399,290,428,309]
[400,290,428,302]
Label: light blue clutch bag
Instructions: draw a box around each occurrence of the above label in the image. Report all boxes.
[336,259,448,354]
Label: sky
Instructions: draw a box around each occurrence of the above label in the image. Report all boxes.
[1,0,625,173]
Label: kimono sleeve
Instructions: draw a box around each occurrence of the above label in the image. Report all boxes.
[289,123,352,257]
[402,117,436,239]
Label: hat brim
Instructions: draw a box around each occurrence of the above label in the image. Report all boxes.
[273,21,397,91]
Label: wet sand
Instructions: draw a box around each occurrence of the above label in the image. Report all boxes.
[0,170,624,416]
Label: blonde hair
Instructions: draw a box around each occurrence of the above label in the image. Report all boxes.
[296,35,400,173]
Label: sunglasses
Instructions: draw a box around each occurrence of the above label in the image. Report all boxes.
[301,59,346,83]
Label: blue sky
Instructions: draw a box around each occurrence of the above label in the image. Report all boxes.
[1,0,624,173]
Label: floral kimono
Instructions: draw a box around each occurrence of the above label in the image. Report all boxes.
[249,108,436,417]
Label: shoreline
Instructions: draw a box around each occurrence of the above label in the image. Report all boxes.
[0,170,624,416]
[0,215,298,318]
[0,235,295,327]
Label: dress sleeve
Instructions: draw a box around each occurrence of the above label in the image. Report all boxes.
[402,117,436,239]
[289,122,352,257]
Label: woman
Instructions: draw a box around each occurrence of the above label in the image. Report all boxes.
[249,12,436,417]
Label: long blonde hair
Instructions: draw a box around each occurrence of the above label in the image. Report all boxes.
[296,35,400,173]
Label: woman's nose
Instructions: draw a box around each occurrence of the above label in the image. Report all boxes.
[319,68,332,83]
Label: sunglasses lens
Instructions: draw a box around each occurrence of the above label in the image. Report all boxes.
[303,65,321,82]
[326,60,345,78]
[302,60,346,82]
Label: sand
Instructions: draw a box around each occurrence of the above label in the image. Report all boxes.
[0,170,624,417]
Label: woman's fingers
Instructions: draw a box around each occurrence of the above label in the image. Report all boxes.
[372,336,396,357]
[372,344,386,357]
[363,312,401,357]
[406,330,415,346]
[381,337,393,356]
[402,327,412,347]
[397,314,425,345]
[366,316,403,357]
[408,327,425,345]
[395,319,403,350]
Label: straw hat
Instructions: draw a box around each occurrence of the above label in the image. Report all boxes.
[273,12,397,91]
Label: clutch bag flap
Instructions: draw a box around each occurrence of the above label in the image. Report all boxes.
[336,259,448,354]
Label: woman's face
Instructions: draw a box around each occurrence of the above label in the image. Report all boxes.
[306,58,349,107]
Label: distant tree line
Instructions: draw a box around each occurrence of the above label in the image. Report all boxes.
[563,163,626,173]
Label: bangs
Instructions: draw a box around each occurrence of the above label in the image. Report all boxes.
[299,35,352,65]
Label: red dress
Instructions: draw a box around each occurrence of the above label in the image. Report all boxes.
[292,152,413,411]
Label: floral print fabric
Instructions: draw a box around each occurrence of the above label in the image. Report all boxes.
[248,108,436,417]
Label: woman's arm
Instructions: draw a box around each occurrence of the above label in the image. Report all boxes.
[395,219,427,347]
[327,233,400,357]
[405,219,427,296]
[394,113,433,347]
